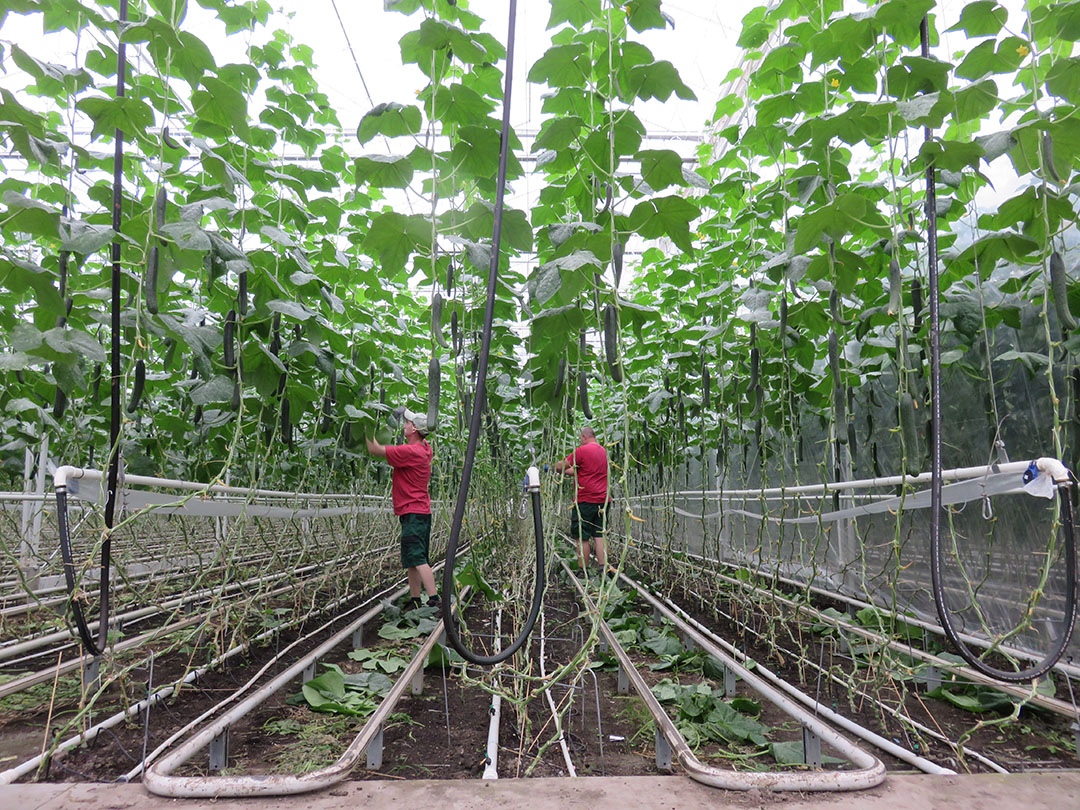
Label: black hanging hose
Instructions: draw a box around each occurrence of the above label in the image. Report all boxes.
[922,16,1078,683]
[57,483,102,656]
[440,0,547,665]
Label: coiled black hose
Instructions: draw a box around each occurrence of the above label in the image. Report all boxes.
[440,0,546,665]
[922,16,1077,683]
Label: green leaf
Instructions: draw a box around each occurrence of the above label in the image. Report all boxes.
[528,250,600,307]
[637,149,686,191]
[75,95,155,141]
[353,154,414,188]
[364,211,432,274]
[266,299,316,322]
[627,60,696,102]
[40,327,106,363]
[627,196,699,253]
[1,191,60,238]
[946,0,1008,37]
[527,42,590,88]
[190,375,235,406]
[59,218,114,254]
[641,634,684,657]
[192,76,249,136]
[548,0,601,29]
[356,102,422,144]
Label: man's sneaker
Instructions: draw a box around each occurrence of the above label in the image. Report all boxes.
[427,595,441,608]
[406,596,422,610]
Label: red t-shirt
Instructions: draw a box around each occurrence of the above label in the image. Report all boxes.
[563,441,608,503]
[384,440,432,515]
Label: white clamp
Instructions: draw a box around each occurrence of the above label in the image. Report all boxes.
[525,466,541,493]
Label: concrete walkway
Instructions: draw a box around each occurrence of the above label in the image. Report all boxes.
[3,772,1080,810]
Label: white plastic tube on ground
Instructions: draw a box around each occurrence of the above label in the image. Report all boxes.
[482,609,502,780]
[539,610,576,777]
[564,559,886,792]
[619,571,955,775]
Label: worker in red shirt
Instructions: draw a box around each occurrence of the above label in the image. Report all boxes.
[367,408,439,609]
[555,426,610,573]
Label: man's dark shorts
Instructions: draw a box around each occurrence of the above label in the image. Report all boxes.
[399,513,431,568]
[570,501,609,541]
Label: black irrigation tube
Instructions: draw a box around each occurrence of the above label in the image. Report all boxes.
[920,16,1078,683]
[441,0,545,666]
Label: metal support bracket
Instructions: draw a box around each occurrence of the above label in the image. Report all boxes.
[366,724,384,770]
[655,727,672,771]
[681,631,695,652]
[617,662,629,694]
[923,666,942,693]
[1071,722,1079,759]
[722,662,737,697]
[82,656,100,694]
[410,667,424,696]
[802,724,822,768]
[352,624,364,649]
[209,728,229,772]
[302,658,317,683]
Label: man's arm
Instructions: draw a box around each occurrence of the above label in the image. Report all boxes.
[554,454,573,475]
[366,435,388,459]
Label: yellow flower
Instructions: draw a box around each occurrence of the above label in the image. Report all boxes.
[830,78,840,88]
[1017,44,1030,57]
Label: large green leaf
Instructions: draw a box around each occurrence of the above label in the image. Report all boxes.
[356,102,422,144]
[353,155,414,188]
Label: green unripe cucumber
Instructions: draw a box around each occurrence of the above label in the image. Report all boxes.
[1050,251,1076,331]
[603,303,623,382]
[900,392,920,475]
[431,292,449,349]
[223,309,237,369]
[427,356,441,432]
[127,359,146,413]
[144,246,160,315]
[578,369,592,419]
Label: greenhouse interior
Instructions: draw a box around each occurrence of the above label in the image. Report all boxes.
[1,0,1079,807]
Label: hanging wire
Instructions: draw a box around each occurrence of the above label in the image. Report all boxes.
[440,0,545,666]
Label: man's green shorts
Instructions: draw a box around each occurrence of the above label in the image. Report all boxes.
[570,501,609,541]
[399,513,431,568]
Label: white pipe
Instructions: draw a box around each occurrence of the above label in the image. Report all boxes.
[539,610,576,777]
[620,571,955,775]
[144,582,470,797]
[643,546,1078,718]
[564,560,886,791]
[631,458,1052,499]
[0,581,401,785]
[482,609,502,780]
[53,464,388,502]
[644,544,1080,683]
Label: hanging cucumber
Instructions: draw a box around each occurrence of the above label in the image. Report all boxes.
[127,359,146,413]
[223,309,237,369]
[1050,251,1076,331]
[578,369,592,419]
[280,398,292,447]
[887,257,901,316]
[231,379,241,411]
[431,291,449,349]
[319,394,332,433]
[58,250,69,298]
[612,239,625,288]
[553,355,566,399]
[450,309,461,357]
[749,347,759,391]
[144,246,160,315]
[911,276,923,330]
[900,392,921,475]
[1043,132,1062,183]
[427,356,441,432]
[603,303,623,382]
[829,330,846,443]
[154,186,167,230]
[702,362,711,409]
[329,366,337,403]
[446,260,454,296]
[53,388,67,420]
[238,270,248,317]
